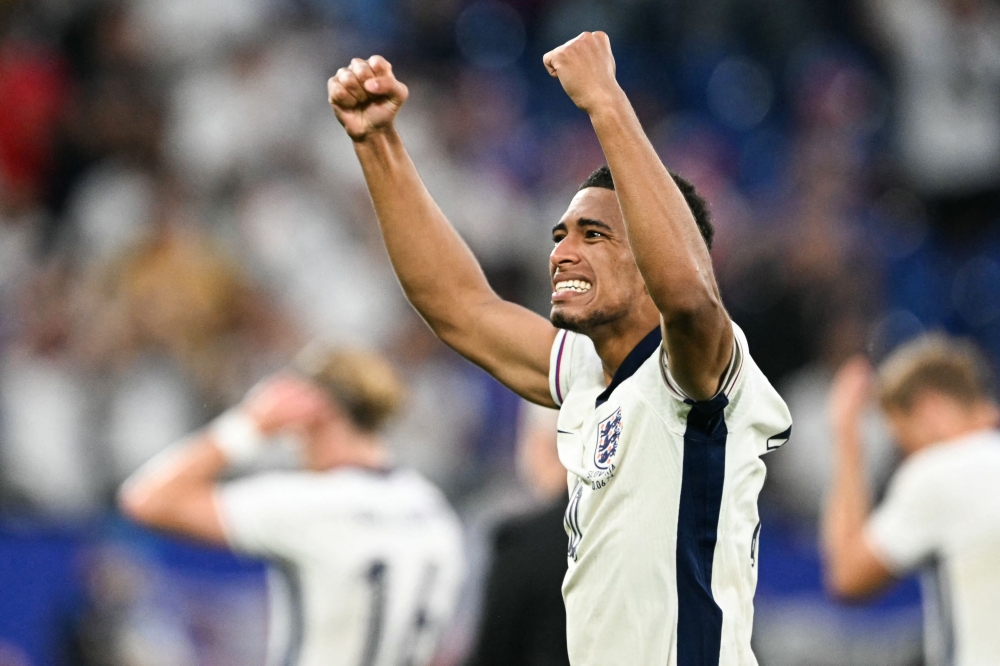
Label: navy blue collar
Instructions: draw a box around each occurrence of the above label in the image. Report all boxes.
[595,327,662,407]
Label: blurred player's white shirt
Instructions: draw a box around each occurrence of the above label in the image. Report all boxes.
[215,467,463,666]
[549,322,791,666]
[866,429,1000,666]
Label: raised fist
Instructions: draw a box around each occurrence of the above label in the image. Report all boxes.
[542,31,620,113]
[328,55,409,142]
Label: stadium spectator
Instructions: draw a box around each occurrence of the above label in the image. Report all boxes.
[866,0,1000,236]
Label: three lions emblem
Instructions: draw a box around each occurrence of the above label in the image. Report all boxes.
[594,408,622,470]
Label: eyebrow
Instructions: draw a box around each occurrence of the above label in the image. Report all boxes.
[551,218,614,235]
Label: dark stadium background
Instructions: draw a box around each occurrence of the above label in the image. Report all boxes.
[1,0,999,664]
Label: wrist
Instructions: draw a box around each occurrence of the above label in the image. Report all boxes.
[352,125,400,150]
[210,409,267,465]
[584,86,629,122]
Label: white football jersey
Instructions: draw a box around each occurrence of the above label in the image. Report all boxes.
[866,429,1000,666]
[549,322,791,666]
[215,467,464,666]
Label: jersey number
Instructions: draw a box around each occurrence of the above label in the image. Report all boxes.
[359,561,388,666]
[359,560,440,666]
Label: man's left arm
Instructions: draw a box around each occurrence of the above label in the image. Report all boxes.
[544,32,731,400]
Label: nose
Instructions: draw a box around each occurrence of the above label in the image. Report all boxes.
[550,234,581,271]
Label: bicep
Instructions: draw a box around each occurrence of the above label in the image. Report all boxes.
[163,491,229,545]
[434,298,559,407]
[118,438,230,546]
[662,303,734,401]
[121,484,229,546]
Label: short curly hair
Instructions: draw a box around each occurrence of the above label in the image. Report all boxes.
[579,165,715,250]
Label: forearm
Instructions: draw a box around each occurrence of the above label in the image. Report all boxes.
[352,129,558,405]
[353,129,499,333]
[822,424,873,587]
[588,93,729,398]
[588,93,720,318]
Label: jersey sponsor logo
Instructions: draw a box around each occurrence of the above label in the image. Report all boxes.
[594,408,622,471]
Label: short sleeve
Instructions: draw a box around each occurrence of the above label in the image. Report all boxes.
[865,462,943,573]
[549,330,573,407]
[659,322,746,402]
[215,475,304,558]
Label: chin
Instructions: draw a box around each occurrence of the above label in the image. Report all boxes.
[551,305,622,334]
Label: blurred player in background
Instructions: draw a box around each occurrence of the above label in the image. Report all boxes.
[467,403,570,666]
[119,348,464,666]
[328,30,791,665]
[823,334,1000,666]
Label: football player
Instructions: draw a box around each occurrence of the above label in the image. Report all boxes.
[119,348,464,666]
[327,32,791,665]
[823,335,1000,665]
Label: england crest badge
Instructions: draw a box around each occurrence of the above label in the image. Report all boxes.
[594,408,622,471]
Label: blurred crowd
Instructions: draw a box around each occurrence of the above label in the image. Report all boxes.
[1,0,999,664]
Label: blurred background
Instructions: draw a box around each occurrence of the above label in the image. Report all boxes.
[1,0,999,663]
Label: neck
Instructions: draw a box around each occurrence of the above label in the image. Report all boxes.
[587,307,661,386]
[926,423,995,450]
[306,421,390,471]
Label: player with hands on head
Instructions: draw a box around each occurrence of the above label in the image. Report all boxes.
[119,347,464,666]
[330,32,792,666]
[821,335,1000,666]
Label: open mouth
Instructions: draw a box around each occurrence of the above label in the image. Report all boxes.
[554,279,593,295]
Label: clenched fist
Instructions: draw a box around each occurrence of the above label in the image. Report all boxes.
[543,31,621,114]
[328,55,409,142]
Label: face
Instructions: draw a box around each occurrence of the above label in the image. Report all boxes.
[549,188,650,334]
[885,391,1000,455]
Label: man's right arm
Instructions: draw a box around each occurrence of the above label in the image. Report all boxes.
[820,358,895,599]
[329,57,557,406]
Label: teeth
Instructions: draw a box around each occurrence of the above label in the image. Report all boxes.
[555,280,593,294]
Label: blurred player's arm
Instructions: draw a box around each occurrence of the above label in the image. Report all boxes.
[327,57,557,406]
[821,358,895,599]
[118,432,230,544]
[543,33,731,401]
[118,378,307,546]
